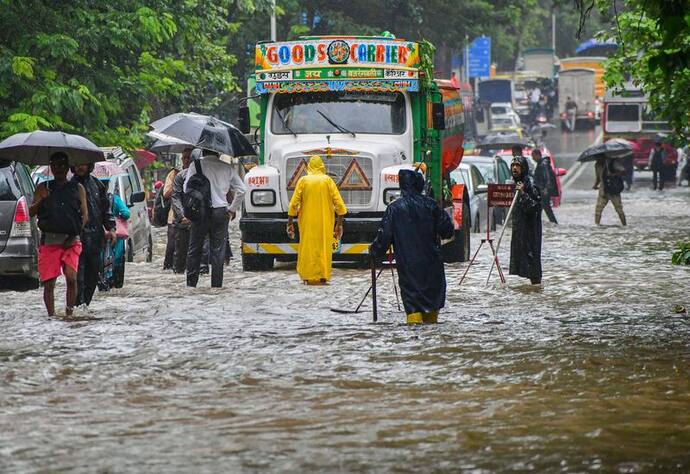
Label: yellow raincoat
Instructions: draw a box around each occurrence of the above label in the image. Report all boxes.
[288,156,347,283]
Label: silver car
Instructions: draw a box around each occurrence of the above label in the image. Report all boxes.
[463,155,513,226]
[102,148,153,263]
[450,163,493,234]
[0,160,39,289]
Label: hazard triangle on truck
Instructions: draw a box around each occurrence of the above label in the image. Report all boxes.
[338,159,371,190]
[287,159,308,190]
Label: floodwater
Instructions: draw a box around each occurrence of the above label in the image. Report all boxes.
[2,129,690,472]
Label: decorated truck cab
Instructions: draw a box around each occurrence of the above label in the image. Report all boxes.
[239,35,471,271]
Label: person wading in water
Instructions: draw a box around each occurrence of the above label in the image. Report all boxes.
[29,152,88,317]
[370,169,454,324]
[287,155,347,285]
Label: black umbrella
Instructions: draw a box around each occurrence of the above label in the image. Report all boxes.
[476,133,530,150]
[148,113,255,157]
[577,138,633,163]
[0,130,103,166]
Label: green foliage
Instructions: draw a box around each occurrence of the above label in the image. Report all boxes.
[0,0,240,148]
[672,241,690,265]
[582,0,690,142]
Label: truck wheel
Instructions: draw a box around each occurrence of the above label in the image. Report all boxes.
[242,254,274,271]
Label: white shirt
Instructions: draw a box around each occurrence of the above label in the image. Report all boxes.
[184,155,246,212]
[530,88,541,104]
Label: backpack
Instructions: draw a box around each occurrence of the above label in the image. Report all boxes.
[182,160,211,222]
[152,183,170,227]
[603,161,624,195]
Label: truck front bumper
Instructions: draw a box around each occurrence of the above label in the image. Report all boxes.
[240,215,381,257]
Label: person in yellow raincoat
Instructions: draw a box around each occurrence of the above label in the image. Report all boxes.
[287,155,347,284]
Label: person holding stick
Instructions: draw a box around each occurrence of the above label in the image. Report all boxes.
[509,151,543,285]
[370,169,454,324]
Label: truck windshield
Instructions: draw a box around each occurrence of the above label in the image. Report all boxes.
[271,92,406,135]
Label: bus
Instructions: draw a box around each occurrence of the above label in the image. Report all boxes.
[602,87,676,171]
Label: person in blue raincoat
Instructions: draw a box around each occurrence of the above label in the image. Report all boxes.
[100,178,130,288]
[370,169,454,324]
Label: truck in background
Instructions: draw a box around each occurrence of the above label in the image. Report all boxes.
[558,68,597,130]
[559,56,607,120]
[238,35,471,271]
[521,47,557,80]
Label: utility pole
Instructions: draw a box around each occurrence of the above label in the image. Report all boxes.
[551,6,557,52]
[271,0,277,42]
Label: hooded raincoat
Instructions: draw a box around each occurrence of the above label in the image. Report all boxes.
[370,170,454,314]
[509,156,543,283]
[288,156,347,283]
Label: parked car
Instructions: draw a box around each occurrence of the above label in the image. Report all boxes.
[450,163,493,234]
[492,146,567,207]
[462,155,513,226]
[490,102,522,126]
[101,148,153,263]
[0,159,39,290]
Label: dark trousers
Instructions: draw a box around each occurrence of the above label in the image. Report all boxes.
[652,169,664,190]
[186,208,229,288]
[541,195,558,224]
[174,226,190,274]
[77,239,102,306]
[164,225,177,269]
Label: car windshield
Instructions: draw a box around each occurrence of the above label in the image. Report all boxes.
[474,163,495,182]
[0,165,20,201]
[271,91,406,135]
[451,169,470,187]
[491,106,509,115]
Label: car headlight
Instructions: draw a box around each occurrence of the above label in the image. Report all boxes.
[384,188,401,205]
[251,189,276,206]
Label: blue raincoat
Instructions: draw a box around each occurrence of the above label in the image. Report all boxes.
[370,170,454,314]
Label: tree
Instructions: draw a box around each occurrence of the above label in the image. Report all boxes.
[576,0,690,140]
[0,0,240,148]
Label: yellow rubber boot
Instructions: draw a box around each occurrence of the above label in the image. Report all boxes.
[422,311,439,324]
[406,312,424,324]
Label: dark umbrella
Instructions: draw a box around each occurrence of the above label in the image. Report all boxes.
[148,113,255,157]
[0,130,103,165]
[577,138,633,163]
[476,133,530,150]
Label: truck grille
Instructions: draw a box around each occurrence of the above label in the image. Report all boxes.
[285,154,373,207]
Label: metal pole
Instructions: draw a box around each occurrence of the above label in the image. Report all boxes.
[551,9,556,52]
[270,0,277,42]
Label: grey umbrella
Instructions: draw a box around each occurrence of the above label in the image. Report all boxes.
[148,113,255,157]
[476,133,531,150]
[577,138,633,163]
[0,130,104,166]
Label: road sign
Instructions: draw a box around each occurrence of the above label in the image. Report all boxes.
[488,183,515,208]
[468,36,491,78]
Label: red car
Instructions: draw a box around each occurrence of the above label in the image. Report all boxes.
[493,145,567,207]
[632,139,677,170]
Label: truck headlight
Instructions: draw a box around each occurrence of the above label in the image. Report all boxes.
[251,189,276,206]
[384,188,401,205]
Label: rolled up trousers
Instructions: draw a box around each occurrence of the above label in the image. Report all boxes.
[186,208,229,288]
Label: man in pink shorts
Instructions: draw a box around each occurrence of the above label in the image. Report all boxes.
[29,152,88,317]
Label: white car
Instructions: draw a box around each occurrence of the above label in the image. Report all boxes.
[102,147,153,263]
[490,102,522,125]
[450,163,493,234]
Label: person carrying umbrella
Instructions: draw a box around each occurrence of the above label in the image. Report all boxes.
[370,169,454,324]
[286,155,347,285]
[593,156,627,226]
[183,149,246,288]
[509,153,543,285]
[28,152,88,317]
[531,148,558,224]
[71,162,116,307]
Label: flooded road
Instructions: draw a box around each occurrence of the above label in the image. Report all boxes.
[2,129,690,472]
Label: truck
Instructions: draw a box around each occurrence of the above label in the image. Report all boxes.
[521,47,557,80]
[238,35,471,271]
[558,68,597,129]
[559,56,607,116]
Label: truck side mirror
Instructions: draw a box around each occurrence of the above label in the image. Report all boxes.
[238,105,250,134]
[432,102,445,131]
